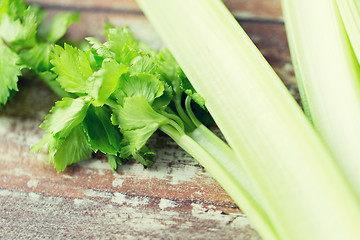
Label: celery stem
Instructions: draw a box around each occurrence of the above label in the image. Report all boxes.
[184,96,202,127]
[160,124,278,240]
[174,96,196,131]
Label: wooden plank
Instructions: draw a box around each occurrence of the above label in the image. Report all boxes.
[0,191,258,239]
[26,0,283,20]
[223,0,283,20]
[26,0,141,13]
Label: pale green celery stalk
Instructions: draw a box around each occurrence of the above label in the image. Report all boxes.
[159,125,276,239]
[137,0,360,239]
[336,0,360,63]
[188,124,263,208]
[184,97,262,204]
[281,0,360,199]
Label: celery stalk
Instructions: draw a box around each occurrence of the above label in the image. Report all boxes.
[336,0,360,63]
[160,124,276,239]
[281,0,360,199]
[137,0,360,239]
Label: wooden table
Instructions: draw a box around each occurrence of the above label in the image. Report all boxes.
[0,1,296,239]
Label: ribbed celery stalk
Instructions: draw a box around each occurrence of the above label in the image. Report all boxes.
[137,0,360,239]
[159,124,275,239]
[281,0,360,199]
[337,0,360,63]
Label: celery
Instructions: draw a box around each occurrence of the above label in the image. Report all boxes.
[32,24,264,228]
[0,0,79,106]
[137,0,360,239]
[337,0,360,63]
[281,0,360,199]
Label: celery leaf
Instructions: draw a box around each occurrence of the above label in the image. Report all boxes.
[19,43,51,73]
[105,27,136,54]
[49,125,92,172]
[0,6,38,48]
[179,68,205,108]
[112,96,170,166]
[40,97,90,138]
[82,105,122,154]
[87,59,128,106]
[0,40,22,106]
[86,37,113,59]
[42,12,80,43]
[51,44,93,93]
[116,73,164,105]
[157,49,181,96]
[130,55,158,74]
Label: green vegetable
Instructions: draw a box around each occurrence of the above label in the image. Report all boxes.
[32,27,239,178]
[336,0,360,64]
[136,0,360,239]
[21,1,360,239]
[51,44,93,93]
[281,0,360,200]
[30,26,263,231]
[0,39,22,104]
[0,0,79,106]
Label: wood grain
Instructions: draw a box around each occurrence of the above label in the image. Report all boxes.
[1,0,295,239]
[27,0,283,20]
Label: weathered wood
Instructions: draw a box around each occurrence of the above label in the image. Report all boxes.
[224,0,282,20]
[1,1,295,239]
[0,190,259,239]
[27,0,283,20]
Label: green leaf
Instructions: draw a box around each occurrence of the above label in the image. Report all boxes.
[82,105,122,154]
[117,45,141,66]
[0,0,13,16]
[0,0,27,18]
[112,96,170,166]
[49,125,92,172]
[38,71,73,98]
[113,96,170,130]
[130,55,158,74]
[103,25,156,57]
[86,37,113,59]
[116,72,164,104]
[121,127,156,166]
[30,133,53,153]
[29,5,47,23]
[107,154,127,171]
[19,43,51,73]
[51,44,93,93]
[44,12,80,43]
[87,49,105,72]
[40,97,90,138]
[104,27,149,65]
[104,27,136,54]
[87,59,128,106]
[0,40,22,105]
[156,49,181,96]
[107,154,118,171]
[152,81,173,111]
[179,68,205,108]
[0,6,38,48]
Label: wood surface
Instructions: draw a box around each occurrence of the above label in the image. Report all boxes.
[0,0,296,239]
